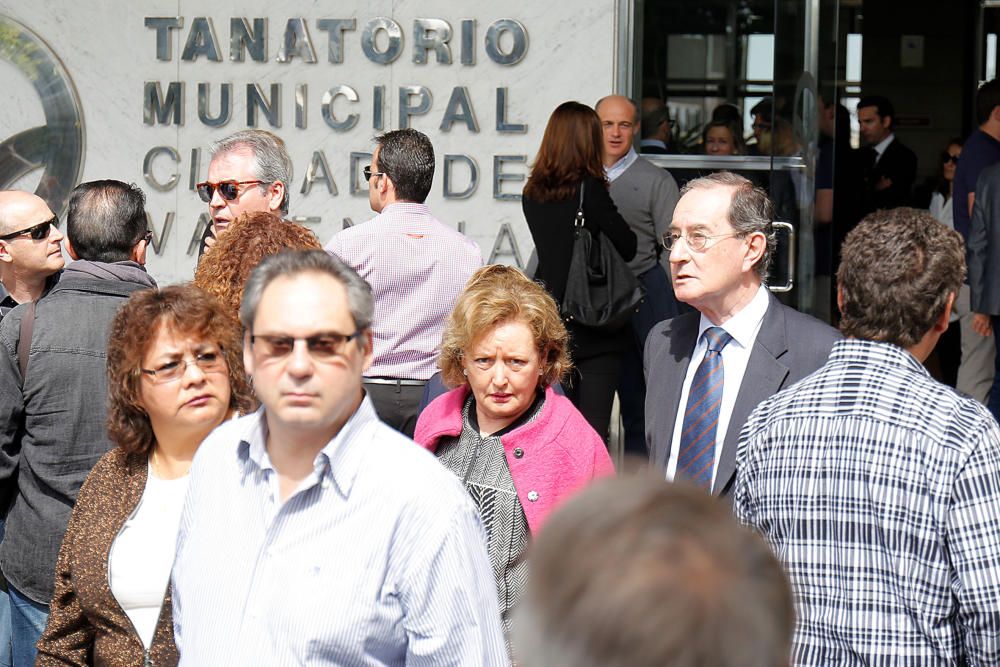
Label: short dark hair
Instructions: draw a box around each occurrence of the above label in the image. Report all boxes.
[640,103,670,140]
[837,207,965,348]
[67,180,148,263]
[680,172,776,280]
[210,130,293,214]
[239,250,373,332]
[515,475,794,667]
[976,79,1000,125]
[375,128,435,203]
[857,95,895,127]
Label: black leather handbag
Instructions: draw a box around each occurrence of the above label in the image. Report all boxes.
[560,183,644,331]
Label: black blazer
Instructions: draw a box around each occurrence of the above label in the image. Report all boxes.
[969,161,1000,315]
[864,137,918,213]
[643,292,841,496]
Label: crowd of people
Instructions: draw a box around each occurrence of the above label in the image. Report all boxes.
[0,82,998,666]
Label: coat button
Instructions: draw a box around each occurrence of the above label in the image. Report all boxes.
[527,490,539,502]
[513,448,524,458]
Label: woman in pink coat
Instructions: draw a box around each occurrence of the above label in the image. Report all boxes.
[414,264,614,639]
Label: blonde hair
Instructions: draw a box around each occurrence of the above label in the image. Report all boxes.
[439,265,572,388]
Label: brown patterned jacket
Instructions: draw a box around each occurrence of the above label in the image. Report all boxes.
[36,447,179,666]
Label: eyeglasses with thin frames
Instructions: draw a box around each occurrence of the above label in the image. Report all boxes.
[250,331,363,362]
[195,180,266,203]
[140,350,227,384]
[661,231,746,253]
[0,215,58,242]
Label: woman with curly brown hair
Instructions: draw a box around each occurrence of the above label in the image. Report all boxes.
[36,285,253,666]
[414,264,614,642]
[193,211,321,322]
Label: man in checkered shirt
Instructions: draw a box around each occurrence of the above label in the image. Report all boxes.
[735,207,1000,665]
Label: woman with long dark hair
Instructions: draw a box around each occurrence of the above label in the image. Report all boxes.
[522,101,637,442]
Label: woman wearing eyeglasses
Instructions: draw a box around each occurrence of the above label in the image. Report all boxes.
[36,286,253,666]
[522,101,637,442]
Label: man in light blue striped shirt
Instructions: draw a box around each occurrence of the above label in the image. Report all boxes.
[171,250,508,666]
[735,208,1000,665]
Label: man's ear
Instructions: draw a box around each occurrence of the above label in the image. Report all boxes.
[0,241,12,265]
[243,330,256,378]
[65,237,80,261]
[267,181,286,214]
[743,232,767,273]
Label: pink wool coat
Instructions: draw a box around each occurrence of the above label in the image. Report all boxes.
[414,385,615,533]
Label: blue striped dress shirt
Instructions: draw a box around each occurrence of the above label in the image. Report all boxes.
[735,339,1000,665]
[171,398,508,666]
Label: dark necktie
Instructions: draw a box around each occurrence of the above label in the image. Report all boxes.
[677,327,732,490]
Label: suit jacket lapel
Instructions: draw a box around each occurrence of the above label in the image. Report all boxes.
[713,295,790,496]
[654,315,699,472]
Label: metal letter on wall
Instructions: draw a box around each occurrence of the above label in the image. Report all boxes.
[443,154,478,199]
[301,151,337,195]
[295,83,307,129]
[230,18,266,62]
[246,83,281,127]
[181,17,223,62]
[440,87,479,132]
[398,86,432,129]
[144,81,184,126]
[145,211,173,256]
[488,223,524,267]
[145,17,183,61]
[485,19,528,66]
[350,152,373,195]
[495,88,526,133]
[143,146,180,191]
[198,83,231,127]
[493,155,526,200]
[0,16,86,217]
[460,19,475,65]
[277,18,317,63]
[412,18,453,65]
[373,85,385,130]
[322,86,360,131]
[316,19,356,63]
[361,18,403,64]
[188,212,212,255]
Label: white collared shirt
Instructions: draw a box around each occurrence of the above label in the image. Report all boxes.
[605,147,639,182]
[667,284,770,489]
[872,133,895,164]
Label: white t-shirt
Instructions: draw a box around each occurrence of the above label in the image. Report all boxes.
[108,464,190,648]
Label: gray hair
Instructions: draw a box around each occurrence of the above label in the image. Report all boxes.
[210,130,293,214]
[595,95,640,124]
[680,171,776,280]
[239,250,373,331]
[66,180,148,263]
[515,475,794,667]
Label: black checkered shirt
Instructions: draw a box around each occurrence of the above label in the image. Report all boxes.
[735,339,1000,665]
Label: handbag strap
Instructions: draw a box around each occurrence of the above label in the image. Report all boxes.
[575,182,585,227]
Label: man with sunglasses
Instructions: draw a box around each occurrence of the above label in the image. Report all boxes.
[196,129,291,254]
[171,250,507,665]
[326,128,482,437]
[0,191,64,321]
[0,180,156,664]
[644,172,838,497]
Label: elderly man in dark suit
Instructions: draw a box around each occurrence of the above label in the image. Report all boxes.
[644,172,840,497]
[858,95,918,214]
[968,160,1000,422]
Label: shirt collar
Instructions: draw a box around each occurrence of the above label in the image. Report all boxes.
[237,395,382,499]
[379,202,431,217]
[605,148,639,182]
[873,133,895,157]
[640,138,667,150]
[828,337,928,375]
[697,283,770,350]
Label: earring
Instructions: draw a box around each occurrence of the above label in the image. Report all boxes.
[463,369,468,376]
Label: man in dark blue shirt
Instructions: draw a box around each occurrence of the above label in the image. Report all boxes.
[953,79,1000,404]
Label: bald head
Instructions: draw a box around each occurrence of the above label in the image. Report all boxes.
[0,191,53,236]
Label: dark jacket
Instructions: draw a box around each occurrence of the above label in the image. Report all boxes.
[36,448,178,666]
[522,175,638,359]
[0,261,155,603]
[863,136,918,214]
[969,162,1000,315]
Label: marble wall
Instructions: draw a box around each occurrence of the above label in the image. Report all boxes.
[0,1,621,285]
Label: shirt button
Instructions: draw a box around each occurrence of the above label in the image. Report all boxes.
[513,448,524,458]
[527,490,539,502]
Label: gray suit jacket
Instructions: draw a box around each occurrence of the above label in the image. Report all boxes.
[643,292,841,496]
[969,162,1000,315]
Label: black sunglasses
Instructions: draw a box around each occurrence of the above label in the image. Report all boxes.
[362,166,385,182]
[941,153,960,165]
[0,215,58,241]
[195,180,265,203]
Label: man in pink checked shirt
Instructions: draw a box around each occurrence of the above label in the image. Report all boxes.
[326,128,483,437]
